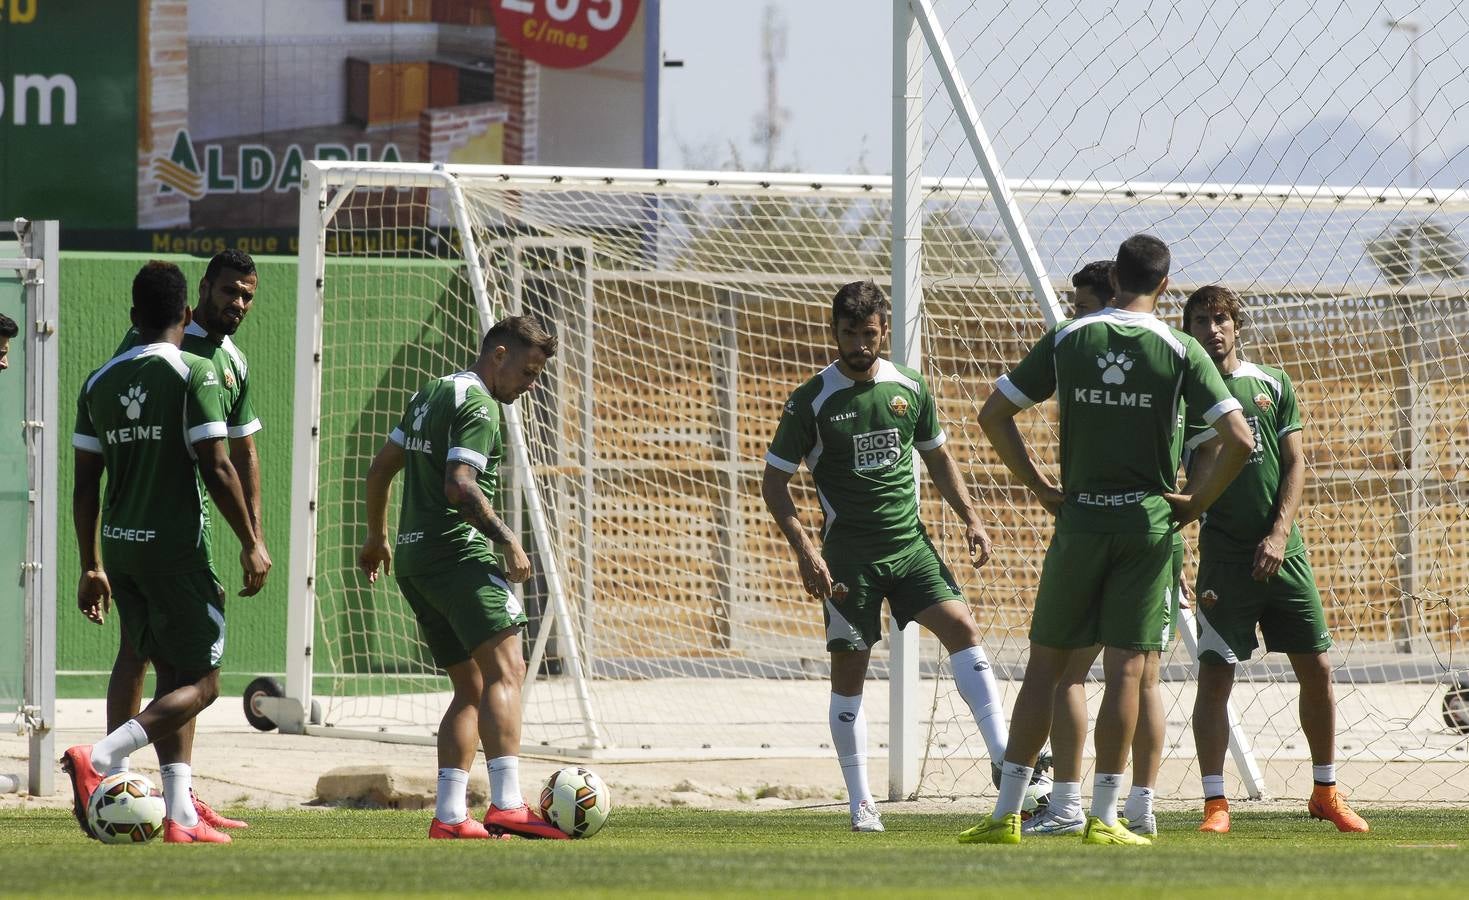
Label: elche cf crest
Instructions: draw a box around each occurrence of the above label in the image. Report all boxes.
[1253,392,1273,412]
[888,395,909,417]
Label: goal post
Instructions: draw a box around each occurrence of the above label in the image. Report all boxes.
[281,158,1468,805]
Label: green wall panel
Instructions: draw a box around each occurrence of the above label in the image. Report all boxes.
[56,253,298,692]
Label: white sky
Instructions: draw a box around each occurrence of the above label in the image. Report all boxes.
[658,0,1469,188]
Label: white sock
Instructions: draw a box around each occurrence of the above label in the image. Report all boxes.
[1312,763,1336,786]
[1050,780,1082,816]
[91,719,149,774]
[829,692,871,816]
[160,763,197,827]
[106,756,131,778]
[1123,785,1154,822]
[1201,773,1226,800]
[488,756,521,810]
[1090,773,1123,825]
[995,761,1033,816]
[949,646,1008,763]
[435,768,469,824]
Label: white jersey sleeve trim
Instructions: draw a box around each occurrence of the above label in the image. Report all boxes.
[73,433,103,453]
[1277,423,1302,440]
[1201,397,1242,425]
[1184,427,1218,451]
[764,451,800,474]
[388,427,406,446]
[188,421,228,443]
[447,447,489,471]
[227,419,262,439]
[995,374,1038,409]
[915,429,947,451]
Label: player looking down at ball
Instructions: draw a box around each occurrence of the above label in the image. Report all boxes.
[358,314,568,840]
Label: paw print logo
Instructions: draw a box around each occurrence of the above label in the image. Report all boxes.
[411,403,429,431]
[1097,351,1133,385]
[119,385,148,420]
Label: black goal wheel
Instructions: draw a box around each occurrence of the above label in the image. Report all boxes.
[1442,688,1469,735]
[243,676,285,732]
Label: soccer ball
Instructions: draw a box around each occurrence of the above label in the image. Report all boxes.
[87,772,166,844]
[1023,771,1053,813]
[538,766,611,838]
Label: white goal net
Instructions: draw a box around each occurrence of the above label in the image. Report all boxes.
[291,160,1468,803]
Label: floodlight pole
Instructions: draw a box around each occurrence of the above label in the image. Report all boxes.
[888,0,924,802]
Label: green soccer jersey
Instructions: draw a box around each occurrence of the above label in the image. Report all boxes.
[765,358,944,556]
[390,371,504,577]
[118,321,260,439]
[1183,360,1305,561]
[72,343,229,575]
[997,308,1240,534]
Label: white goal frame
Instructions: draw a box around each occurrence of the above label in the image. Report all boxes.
[280,160,1268,795]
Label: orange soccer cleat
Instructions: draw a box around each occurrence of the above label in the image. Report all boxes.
[429,817,507,839]
[193,791,249,829]
[1309,786,1369,833]
[163,817,233,844]
[483,803,570,840]
[59,745,104,840]
[1198,797,1231,833]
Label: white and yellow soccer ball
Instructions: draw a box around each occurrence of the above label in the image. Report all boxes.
[538,766,611,838]
[87,772,166,844]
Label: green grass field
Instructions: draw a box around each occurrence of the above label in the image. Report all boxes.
[1,808,1465,898]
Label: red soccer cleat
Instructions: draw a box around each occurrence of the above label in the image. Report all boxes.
[163,818,233,844]
[59,745,104,840]
[483,803,570,840]
[429,817,507,839]
[1199,797,1231,833]
[193,791,248,829]
[1309,786,1369,833]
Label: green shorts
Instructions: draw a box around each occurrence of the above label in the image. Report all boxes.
[1194,552,1330,664]
[1032,530,1173,651]
[396,560,528,668]
[110,569,226,673]
[821,535,962,652]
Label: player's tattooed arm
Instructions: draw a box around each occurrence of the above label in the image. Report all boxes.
[445,462,514,544]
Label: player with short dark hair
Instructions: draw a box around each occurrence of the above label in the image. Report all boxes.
[359,313,567,840]
[0,312,17,373]
[1181,285,1367,834]
[1024,260,1187,837]
[763,280,1048,834]
[98,249,267,831]
[62,260,271,844]
[963,234,1253,846]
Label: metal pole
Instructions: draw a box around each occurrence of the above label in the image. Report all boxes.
[888,0,923,802]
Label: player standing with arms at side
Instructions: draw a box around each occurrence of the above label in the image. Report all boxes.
[763,280,1047,834]
[962,235,1252,846]
[95,249,266,831]
[358,315,568,840]
[63,261,271,844]
[1181,285,1367,833]
[1024,260,1188,837]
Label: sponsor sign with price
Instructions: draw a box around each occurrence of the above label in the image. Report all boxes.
[494,0,641,69]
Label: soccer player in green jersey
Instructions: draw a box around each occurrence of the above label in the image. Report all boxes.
[358,314,567,841]
[1182,285,1368,834]
[963,235,1253,846]
[0,312,16,373]
[98,249,264,831]
[763,281,1045,834]
[62,261,271,844]
[1022,260,1189,838]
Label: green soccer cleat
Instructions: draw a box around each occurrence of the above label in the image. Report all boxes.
[1082,816,1152,846]
[958,812,1022,845]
